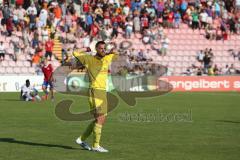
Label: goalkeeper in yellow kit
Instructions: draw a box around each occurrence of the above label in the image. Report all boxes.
[73,41,118,152]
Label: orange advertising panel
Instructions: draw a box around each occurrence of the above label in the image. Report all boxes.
[158,76,240,92]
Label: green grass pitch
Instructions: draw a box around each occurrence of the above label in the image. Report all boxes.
[0,92,239,160]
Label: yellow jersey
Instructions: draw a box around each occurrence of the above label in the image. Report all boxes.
[73,51,118,90]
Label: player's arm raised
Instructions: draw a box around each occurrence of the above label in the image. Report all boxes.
[72,45,91,65]
[106,43,119,61]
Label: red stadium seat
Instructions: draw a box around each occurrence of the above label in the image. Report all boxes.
[16,61,24,67]
[0,67,6,74]
[21,67,28,74]
[13,67,21,74]
[23,61,31,67]
[6,67,13,74]
[28,67,36,74]
[9,61,16,67]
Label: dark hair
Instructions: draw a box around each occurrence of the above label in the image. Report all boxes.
[95,41,106,48]
[26,79,30,83]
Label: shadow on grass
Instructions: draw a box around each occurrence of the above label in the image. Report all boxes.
[0,138,77,150]
[0,99,22,102]
[215,120,240,124]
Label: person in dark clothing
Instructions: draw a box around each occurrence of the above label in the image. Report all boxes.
[229,17,236,34]
[203,52,211,73]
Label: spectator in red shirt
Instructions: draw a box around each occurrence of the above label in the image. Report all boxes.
[45,39,54,61]
[83,2,90,13]
[167,10,174,28]
[6,16,13,36]
[125,0,131,8]
[141,13,149,31]
[90,22,99,38]
[16,0,24,7]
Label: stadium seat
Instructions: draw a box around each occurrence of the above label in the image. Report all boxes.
[182,62,189,67]
[174,68,182,74]
[6,48,14,55]
[13,67,21,74]
[175,62,182,67]
[222,57,229,62]
[21,67,29,74]
[0,36,5,42]
[9,61,16,67]
[214,57,221,62]
[162,61,167,66]
[170,56,176,61]
[1,61,8,67]
[181,67,187,73]
[12,36,19,42]
[25,54,32,60]
[163,56,170,61]
[6,67,13,74]
[168,62,175,67]
[28,67,36,74]
[4,55,11,61]
[15,31,23,37]
[5,37,11,43]
[189,56,196,61]
[0,67,6,74]
[227,57,235,63]
[23,61,31,67]
[183,56,190,61]
[176,56,183,61]
[16,61,24,67]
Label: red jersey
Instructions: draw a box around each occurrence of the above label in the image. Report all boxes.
[83,3,90,13]
[45,41,54,52]
[16,0,24,6]
[91,24,99,37]
[42,64,53,81]
[125,0,131,8]
[141,17,149,27]
[168,12,174,23]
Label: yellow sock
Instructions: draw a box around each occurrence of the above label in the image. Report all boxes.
[80,121,95,141]
[93,123,102,148]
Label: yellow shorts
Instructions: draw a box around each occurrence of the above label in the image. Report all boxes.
[89,89,108,116]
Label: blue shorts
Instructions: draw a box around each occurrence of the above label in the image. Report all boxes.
[42,81,53,89]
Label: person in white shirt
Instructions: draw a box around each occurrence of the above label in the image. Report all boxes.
[200,10,208,29]
[125,18,133,38]
[38,8,48,27]
[41,27,49,42]
[0,41,5,61]
[26,3,37,15]
[82,34,91,48]
[197,50,204,63]
[122,5,130,15]
[108,0,119,7]
[20,79,41,101]
[104,25,113,40]
[16,5,26,21]
[222,65,230,75]
[161,36,170,56]
[236,0,240,10]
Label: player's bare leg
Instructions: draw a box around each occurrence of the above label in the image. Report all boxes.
[42,86,48,100]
